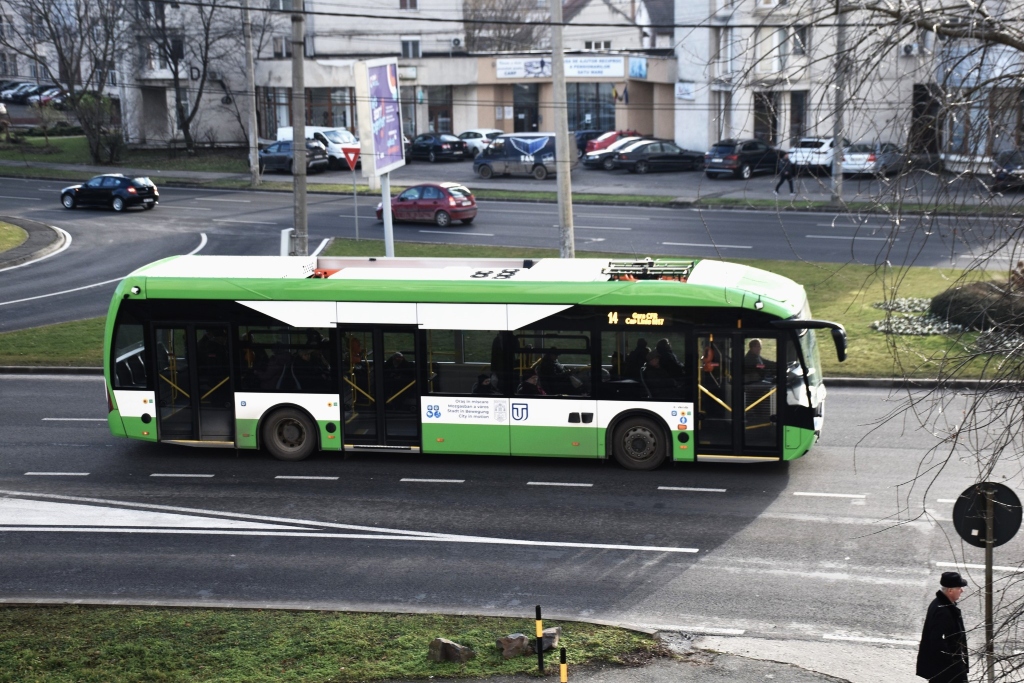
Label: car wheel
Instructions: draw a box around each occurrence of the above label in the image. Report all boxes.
[635,160,650,174]
[461,217,474,224]
[428,150,437,163]
[111,197,125,212]
[61,193,75,209]
[532,165,549,181]
[434,210,452,228]
[477,164,494,179]
[612,417,667,471]
[143,204,155,211]
[740,164,752,180]
[602,157,616,171]
[577,148,583,159]
[261,407,317,462]
[705,171,718,180]
[258,161,265,174]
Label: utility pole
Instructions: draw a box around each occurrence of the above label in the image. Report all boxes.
[291,13,307,255]
[241,0,260,187]
[830,0,845,204]
[550,0,575,258]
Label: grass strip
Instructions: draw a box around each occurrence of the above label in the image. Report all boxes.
[0,136,249,173]
[0,220,28,253]
[0,606,662,683]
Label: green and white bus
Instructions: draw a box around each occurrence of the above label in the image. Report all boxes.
[104,255,846,470]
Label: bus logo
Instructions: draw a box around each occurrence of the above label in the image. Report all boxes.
[425,404,442,419]
[512,403,529,421]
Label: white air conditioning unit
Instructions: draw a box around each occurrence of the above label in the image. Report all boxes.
[902,43,919,57]
[451,37,462,48]
[207,69,221,81]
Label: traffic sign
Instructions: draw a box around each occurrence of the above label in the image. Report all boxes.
[342,146,360,171]
[952,482,1021,548]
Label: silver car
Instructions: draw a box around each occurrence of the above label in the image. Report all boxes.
[842,142,907,176]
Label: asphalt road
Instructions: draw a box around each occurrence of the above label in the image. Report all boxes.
[0,177,1000,332]
[2,376,1020,654]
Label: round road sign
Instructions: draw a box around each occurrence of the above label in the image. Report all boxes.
[952,482,1022,549]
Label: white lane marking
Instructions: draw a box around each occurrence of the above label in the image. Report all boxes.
[419,230,494,236]
[401,478,465,483]
[196,197,251,203]
[162,205,211,211]
[275,476,339,481]
[150,474,215,478]
[643,624,745,636]
[659,486,727,493]
[823,635,918,646]
[0,227,72,274]
[527,482,593,488]
[212,218,278,225]
[0,498,311,529]
[662,242,752,249]
[483,209,556,215]
[311,238,330,256]
[25,472,89,476]
[936,561,1022,573]
[551,224,632,231]
[0,490,698,552]
[793,492,866,499]
[42,418,106,422]
[814,223,887,228]
[937,498,957,503]
[576,214,649,220]
[0,195,41,200]
[806,235,895,241]
[0,233,205,305]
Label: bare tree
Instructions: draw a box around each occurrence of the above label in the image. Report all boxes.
[709,0,1024,676]
[132,0,242,152]
[463,0,544,52]
[0,0,130,162]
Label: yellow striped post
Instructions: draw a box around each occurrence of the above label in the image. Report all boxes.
[535,605,544,672]
[560,647,567,681]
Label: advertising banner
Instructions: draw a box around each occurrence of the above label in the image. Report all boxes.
[496,56,625,79]
[354,58,405,176]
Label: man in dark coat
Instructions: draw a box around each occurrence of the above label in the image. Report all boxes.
[917,571,969,682]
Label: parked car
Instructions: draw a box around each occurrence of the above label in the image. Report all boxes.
[375,182,477,227]
[0,80,29,96]
[458,128,504,157]
[8,83,56,105]
[788,137,850,175]
[585,129,640,154]
[2,82,38,102]
[572,129,606,158]
[61,174,159,212]
[841,142,907,176]
[27,87,62,107]
[0,102,6,117]
[473,132,561,180]
[582,136,643,170]
[991,150,1024,192]
[408,133,468,162]
[277,126,358,170]
[258,140,330,174]
[614,139,705,173]
[704,139,783,179]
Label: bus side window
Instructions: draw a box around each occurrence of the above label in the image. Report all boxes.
[112,321,148,389]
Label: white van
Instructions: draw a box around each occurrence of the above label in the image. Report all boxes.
[276,126,359,170]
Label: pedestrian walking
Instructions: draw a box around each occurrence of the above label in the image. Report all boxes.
[774,151,795,196]
[916,571,969,683]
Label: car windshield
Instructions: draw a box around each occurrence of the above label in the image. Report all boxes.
[595,131,617,142]
[131,177,154,187]
[709,144,737,155]
[997,151,1024,166]
[797,139,828,149]
[323,130,355,144]
[605,137,641,152]
[446,185,473,199]
[847,144,875,154]
[440,134,460,142]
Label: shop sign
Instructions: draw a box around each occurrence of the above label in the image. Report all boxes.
[496,56,624,79]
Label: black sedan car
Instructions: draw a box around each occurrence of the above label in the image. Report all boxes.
[408,134,468,162]
[991,150,1024,192]
[61,174,159,212]
[614,139,704,173]
[704,138,782,179]
[258,140,330,174]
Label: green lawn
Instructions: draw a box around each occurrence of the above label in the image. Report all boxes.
[0,240,976,378]
[0,220,28,253]
[0,606,662,683]
[0,135,249,173]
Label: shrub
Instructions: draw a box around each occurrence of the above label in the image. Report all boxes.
[930,281,1024,331]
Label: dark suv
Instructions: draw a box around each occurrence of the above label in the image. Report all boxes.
[61,174,159,212]
[704,139,782,180]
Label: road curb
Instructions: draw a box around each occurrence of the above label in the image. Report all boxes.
[0,366,102,375]
[0,215,65,270]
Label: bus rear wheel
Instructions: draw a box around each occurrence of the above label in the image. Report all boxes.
[262,408,317,461]
[612,417,666,470]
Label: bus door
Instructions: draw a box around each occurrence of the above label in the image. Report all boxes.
[695,332,780,460]
[153,324,234,444]
[339,327,421,450]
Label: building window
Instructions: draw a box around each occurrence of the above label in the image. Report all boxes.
[400,85,416,138]
[272,36,291,58]
[0,15,9,40]
[584,41,611,50]
[753,91,780,144]
[401,39,421,59]
[790,26,809,55]
[175,87,190,130]
[29,60,49,80]
[400,0,417,8]
[789,90,807,141]
[0,53,16,77]
[99,60,118,87]
[566,83,615,131]
[427,85,452,133]
[268,0,294,9]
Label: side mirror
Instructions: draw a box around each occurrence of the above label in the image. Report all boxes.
[831,327,848,363]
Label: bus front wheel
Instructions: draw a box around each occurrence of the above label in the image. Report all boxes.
[612,417,666,471]
[262,408,317,461]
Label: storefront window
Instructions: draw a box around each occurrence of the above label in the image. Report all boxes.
[401,85,416,138]
[565,83,615,131]
[258,86,357,138]
[427,85,452,133]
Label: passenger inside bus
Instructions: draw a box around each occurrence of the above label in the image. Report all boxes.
[623,338,650,380]
[744,338,775,383]
[642,352,678,399]
[472,373,500,395]
[517,368,546,395]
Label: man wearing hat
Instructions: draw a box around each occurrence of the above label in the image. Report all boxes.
[916,571,970,682]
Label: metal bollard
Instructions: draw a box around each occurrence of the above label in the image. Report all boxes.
[560,647,567,681]
[536,604,544,673]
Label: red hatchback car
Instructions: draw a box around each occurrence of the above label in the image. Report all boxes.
[376,182,477,227]
[584,129,640,155]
